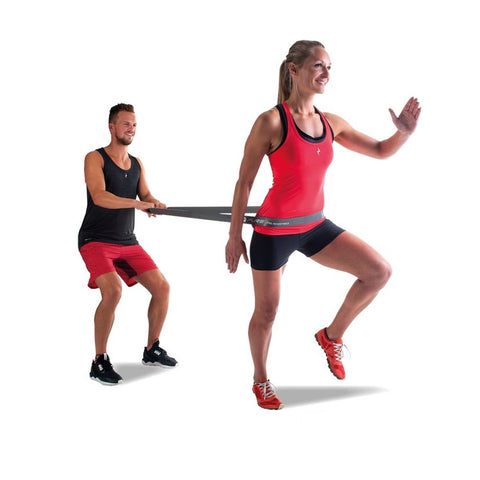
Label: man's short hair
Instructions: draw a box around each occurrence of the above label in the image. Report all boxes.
[109,103,135,123]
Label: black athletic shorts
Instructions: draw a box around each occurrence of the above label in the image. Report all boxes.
[250,219,345,271]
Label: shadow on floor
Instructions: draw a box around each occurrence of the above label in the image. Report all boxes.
[276,385,387,408]
[115,362,170,383]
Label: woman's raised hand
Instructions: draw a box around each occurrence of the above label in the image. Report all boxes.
[389,97,421,134]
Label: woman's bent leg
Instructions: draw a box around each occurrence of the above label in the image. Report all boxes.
[311,231,392,339]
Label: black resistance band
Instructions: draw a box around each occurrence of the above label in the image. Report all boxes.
[148,206,324,227]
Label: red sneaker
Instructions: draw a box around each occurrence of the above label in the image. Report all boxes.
[252,380,284,410]
[315,328,346,380]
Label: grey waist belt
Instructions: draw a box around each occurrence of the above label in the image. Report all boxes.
[148,206,324,227]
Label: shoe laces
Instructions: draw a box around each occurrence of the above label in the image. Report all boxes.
[255,380,278,399]
[332,342,350,362]
[154,347,166,357]
[97,353,113,371]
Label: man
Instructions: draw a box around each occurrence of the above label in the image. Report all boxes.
[79,103,176,385]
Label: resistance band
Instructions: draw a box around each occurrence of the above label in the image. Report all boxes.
[148,206,324,227]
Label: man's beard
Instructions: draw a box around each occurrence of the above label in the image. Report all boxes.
[116,134,133,146]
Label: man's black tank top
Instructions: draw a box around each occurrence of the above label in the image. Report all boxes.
[78,148,141,249]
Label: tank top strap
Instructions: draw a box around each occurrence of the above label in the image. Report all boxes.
[314,108,335,141]
[96,147,112,166]
[281,101,297,134]
[128,152,138,164]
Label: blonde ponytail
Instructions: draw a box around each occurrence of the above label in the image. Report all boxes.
[277,60,292,104]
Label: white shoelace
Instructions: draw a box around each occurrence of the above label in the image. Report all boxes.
[255,380,277,399]
[333,342,350,361]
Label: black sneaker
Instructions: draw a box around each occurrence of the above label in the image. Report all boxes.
[142,340,177,368]
[90,353,123,385]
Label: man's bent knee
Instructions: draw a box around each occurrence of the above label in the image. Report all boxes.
[154,277,170,299]
[135,269,170,298]
[96,273,122,305]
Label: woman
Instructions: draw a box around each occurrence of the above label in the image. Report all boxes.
[225,40,421,410]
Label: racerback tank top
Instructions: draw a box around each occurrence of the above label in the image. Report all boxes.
[254,102,335,235]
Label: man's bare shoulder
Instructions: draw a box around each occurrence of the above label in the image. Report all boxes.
[85,149,103,159]
[84,150,104,170]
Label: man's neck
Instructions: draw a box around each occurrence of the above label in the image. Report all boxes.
[104,142,129,162]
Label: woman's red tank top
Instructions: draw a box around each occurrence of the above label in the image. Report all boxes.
[254,102,334,235]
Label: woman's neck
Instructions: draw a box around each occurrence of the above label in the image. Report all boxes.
[286,93,317,115]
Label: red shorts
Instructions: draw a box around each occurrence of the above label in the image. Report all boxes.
[79,242,158,289]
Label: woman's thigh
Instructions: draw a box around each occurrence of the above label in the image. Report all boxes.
[251,266,286,315]
[310,231,391,280]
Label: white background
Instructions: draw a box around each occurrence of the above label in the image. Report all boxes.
[1,0,479,478]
